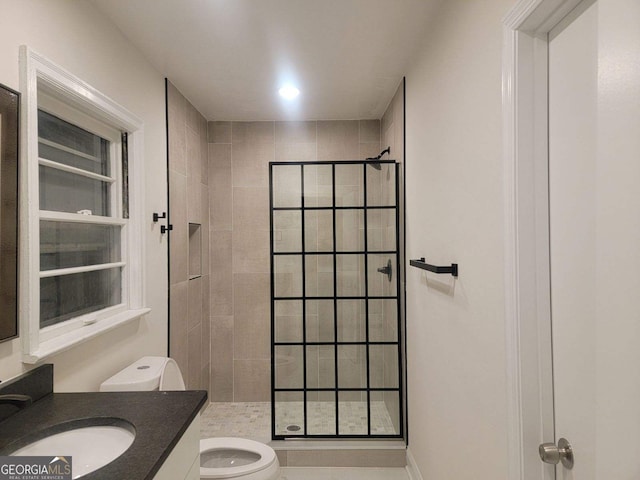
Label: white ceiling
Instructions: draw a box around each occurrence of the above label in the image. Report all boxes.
[90,0,439,121]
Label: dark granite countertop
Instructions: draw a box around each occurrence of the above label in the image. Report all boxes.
[0,390,207,480]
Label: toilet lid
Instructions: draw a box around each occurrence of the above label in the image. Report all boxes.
[200,437,276,478]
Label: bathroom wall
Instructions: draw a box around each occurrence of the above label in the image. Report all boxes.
[0,0,168,390]
[403,0,512,478]
[167,81,211,392]
[208,120,381,402]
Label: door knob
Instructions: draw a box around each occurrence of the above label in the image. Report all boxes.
[539,438,573,469]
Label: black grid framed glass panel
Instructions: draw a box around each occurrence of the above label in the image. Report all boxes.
[270,161,402,439]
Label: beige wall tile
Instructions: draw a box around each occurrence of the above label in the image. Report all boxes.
[210,230,233,316]
[234,359,270,401]
[202,272,211,317]
[273,210,302,253]
[275,142,317,162]
[211,315,234,401]
[200,133,209,185]
[274,300,303,343]
[232,187,269,229]
[199,114,208,142]
[188,276,203,331]
[275,121,316,143]
[274,345,303,389]
[167,81,186,123]
[169,281,189,377]
[187,323,202,389]
[272,165,302,207]
[186,102,201,135]
[200,185,210,271]
[208,121,232,144]
[317,120,359,161]
[187,175,202,224]
[232,122,274,144]
[201,274,211,371]
[360,143,382,160]
[383,129,396,162]
[382,97,394,139]
[359,119,381,143]
[168,109,187,176]
[232,227,269,274]
[275,450,287,467]
[233,273,270,360]
[186,126,201,183]
[201,363,211,397]
[232,143,273,187]
[273,255,303,297]
[209,144,232,231]
[169,171,188,284]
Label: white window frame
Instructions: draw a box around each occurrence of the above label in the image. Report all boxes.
[19,46,149,363]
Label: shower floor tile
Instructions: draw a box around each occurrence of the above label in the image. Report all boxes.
[200,401,396,441]
[275,401,396,436]
[201,402,271,443]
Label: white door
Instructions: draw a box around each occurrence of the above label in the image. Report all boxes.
[547,0,640,478]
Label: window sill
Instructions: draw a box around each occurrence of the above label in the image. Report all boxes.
[22,307,151,364]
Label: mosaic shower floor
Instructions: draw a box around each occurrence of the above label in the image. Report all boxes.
[200,401,397,442]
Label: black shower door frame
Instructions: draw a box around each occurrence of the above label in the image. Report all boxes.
[269,160,403,439]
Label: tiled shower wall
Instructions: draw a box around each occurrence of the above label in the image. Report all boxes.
[167,81,211,393]
[208,120,382,401]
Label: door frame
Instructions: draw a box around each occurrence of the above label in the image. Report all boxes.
[502,0,586,479]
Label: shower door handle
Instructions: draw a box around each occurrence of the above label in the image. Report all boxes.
[377,259,392,282]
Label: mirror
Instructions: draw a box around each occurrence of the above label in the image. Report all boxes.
[0,83,19,342]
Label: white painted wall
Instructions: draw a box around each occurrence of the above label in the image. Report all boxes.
[0,0,168,391]
[404,0,512,478]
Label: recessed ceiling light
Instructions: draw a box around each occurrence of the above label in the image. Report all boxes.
[279,85,300,100]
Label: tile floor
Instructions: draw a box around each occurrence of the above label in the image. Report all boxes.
[279,467,409,480]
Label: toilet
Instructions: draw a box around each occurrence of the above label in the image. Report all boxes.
[100,357,280,480]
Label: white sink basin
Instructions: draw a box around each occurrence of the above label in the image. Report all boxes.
[11,423,135,479]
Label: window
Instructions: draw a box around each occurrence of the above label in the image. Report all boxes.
[20,47,148,362]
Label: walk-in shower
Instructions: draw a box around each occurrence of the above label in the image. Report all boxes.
[270,160,403,439]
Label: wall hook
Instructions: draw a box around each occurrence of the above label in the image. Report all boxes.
[153,212,166,223]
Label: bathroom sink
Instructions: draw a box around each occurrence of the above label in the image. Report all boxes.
[8,419,135,479]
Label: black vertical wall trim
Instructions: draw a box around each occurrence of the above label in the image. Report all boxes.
[332,164,339,436]
[363,163,371,435]
[164,78,171,357]
[300,164,308,435]
[395,162,403,438]
[402,76,409,445]
[269,164,276,439]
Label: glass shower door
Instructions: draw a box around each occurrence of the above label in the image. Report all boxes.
[270,161,402,438]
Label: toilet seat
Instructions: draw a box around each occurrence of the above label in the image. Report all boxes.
[199,437,278,479]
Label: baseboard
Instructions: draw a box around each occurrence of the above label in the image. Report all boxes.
[405,448,424,480]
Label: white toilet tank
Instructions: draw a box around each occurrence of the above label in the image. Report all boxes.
[100,356,186,392]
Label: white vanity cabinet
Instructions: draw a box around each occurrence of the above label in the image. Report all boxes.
[153,414,200,480]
